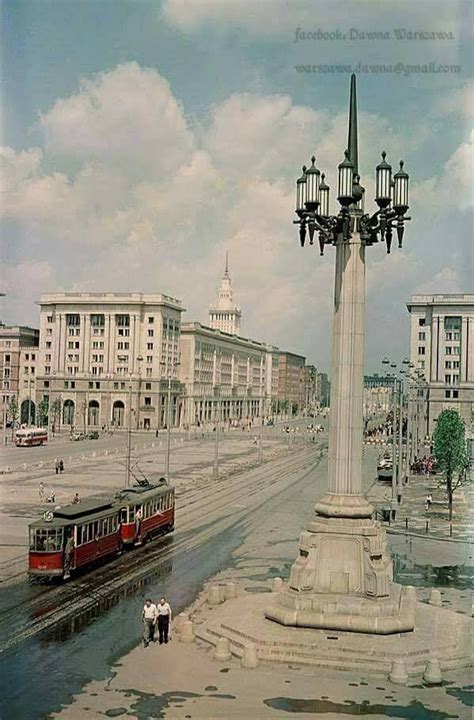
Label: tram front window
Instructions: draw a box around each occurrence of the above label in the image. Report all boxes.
[31,528,63,552]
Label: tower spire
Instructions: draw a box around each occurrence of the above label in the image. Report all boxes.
[224,250,229,276]
[347,73,358,177]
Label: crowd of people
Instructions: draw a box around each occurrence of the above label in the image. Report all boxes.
[411,455,437,476]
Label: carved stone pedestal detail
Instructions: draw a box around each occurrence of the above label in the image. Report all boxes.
[265,516,416,634]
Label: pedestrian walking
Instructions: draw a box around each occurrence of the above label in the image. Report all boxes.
[59,459,64,473]
[142,599,157,647]
[156,597,172,644]
[55,459,59,475]
[39,481,45,503]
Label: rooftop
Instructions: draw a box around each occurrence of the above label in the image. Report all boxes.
[38,292,184,310]
[407,294,474,309]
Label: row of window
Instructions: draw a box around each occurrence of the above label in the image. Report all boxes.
[127,494,173,522]
[76,514,119,546]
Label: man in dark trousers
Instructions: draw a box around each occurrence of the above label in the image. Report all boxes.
[156,597,172,644]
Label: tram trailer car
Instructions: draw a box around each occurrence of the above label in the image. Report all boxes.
[28,480,175,581]
[117,481,175,547]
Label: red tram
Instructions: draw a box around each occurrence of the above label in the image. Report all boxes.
[28,479,175,581]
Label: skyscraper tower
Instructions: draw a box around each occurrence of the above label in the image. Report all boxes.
[209,252,242,335]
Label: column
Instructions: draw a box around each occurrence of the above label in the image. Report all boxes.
[315,227,372,518]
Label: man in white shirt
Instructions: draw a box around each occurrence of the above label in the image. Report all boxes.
[156,597,172,644]
[142,598,157,647]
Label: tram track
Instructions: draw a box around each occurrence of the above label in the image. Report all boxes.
[0,445,325,653]
[0,441,305,585]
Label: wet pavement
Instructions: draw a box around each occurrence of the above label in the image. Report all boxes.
[1,441,472,719]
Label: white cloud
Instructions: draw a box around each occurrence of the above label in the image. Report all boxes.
[39,62,194,180]
[162,0,462,39]
[2,61,471,369]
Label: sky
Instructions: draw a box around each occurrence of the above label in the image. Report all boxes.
[1,0,473,373]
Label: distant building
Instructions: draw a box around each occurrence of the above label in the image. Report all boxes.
[36,293,185,430]
[317,372,331,407]
[208,253,242,336]
[304,365,318,410]
[0,325,39,427]
[407,293,474,433]
[363,374,394,416]
[179,321,278,425]
[277,351,306,413]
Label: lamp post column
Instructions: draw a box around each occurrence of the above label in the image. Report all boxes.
[397,378,404,495]
[165,377,171,480]
[126,377,132,487]
[314,223,372,519]
[213,399,219,478]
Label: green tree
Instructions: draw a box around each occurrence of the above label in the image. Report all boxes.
[7,397,19,438]
[433,409,469,522]
[50,398,62,431]
[37,397,49,427]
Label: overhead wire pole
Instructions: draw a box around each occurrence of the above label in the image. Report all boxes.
[397,375,404,498]
[213,399,220,478]
[126,376,132,487]
[165,376,171,480]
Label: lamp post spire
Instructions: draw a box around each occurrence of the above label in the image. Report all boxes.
[348,73,358,177]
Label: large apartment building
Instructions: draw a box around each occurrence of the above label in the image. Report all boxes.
[36,293,185,430]
[179,322,279,425]
[1,325,39,426]
[407,294,474,433]
[277,351,307,412]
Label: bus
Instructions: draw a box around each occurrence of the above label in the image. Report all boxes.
[15,428,49,447]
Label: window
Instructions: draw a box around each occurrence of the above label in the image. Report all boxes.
[25,353,29,360]
[445,316,461,331]
[446,347,452,355]
[5,354,10,363]
[66,314,80,326]
[452,390,459,399]
[32,354,35,361]
[71,381,75,389]
[146,368,152,377]
[445,361,452,369]
[5,341,11,347]
[45,367,50,375]
[148,316,154,324]
[445,374,451,384]
[453,331,461,341]
[90,314,105,328]
[46,328,52,336]
[148,329,154,337]
[115,314,130,327]
[47,315,54,323]
[453,361,460,369]
[114,382,119,389]
[3,368,10,378]
[95,382,100,389]
[418,318,425,326]
[452,375,459,384]
[445,390,451,399]
[453,346,460,355]
[68,341,74,349]
[75,342,80,349]
[144,397,152,406]
[120,382,125,389]
[89,381,93,388]
[147,343,153,350]
[145,383,152,390]
[418,332,425,341]
[418,346,425,355]
[46,341,51,349]
[445,332,452,341]
[418,360,425,369]
[44,381,49,388]
[146,356,153,363]
[117,328,130,337]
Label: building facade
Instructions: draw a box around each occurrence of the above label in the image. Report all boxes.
[277,351,307,413]
[363,374,394,417]
[407,294,474,433]
[316,372,331,407]
[304,364,319,411]
[179,322,277,426]
[1,325,40,427]
[36,293,185,431]
[208,254,242,336]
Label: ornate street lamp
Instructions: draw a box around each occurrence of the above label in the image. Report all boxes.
[294,124,409,257]
[266,74,415,635]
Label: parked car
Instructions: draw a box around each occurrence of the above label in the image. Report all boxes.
[87,430,99,440]
[70,432,85,441]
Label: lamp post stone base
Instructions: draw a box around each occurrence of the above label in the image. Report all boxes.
[265,517,416,635]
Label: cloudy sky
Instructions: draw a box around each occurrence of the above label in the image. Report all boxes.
[1,0,472,372]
